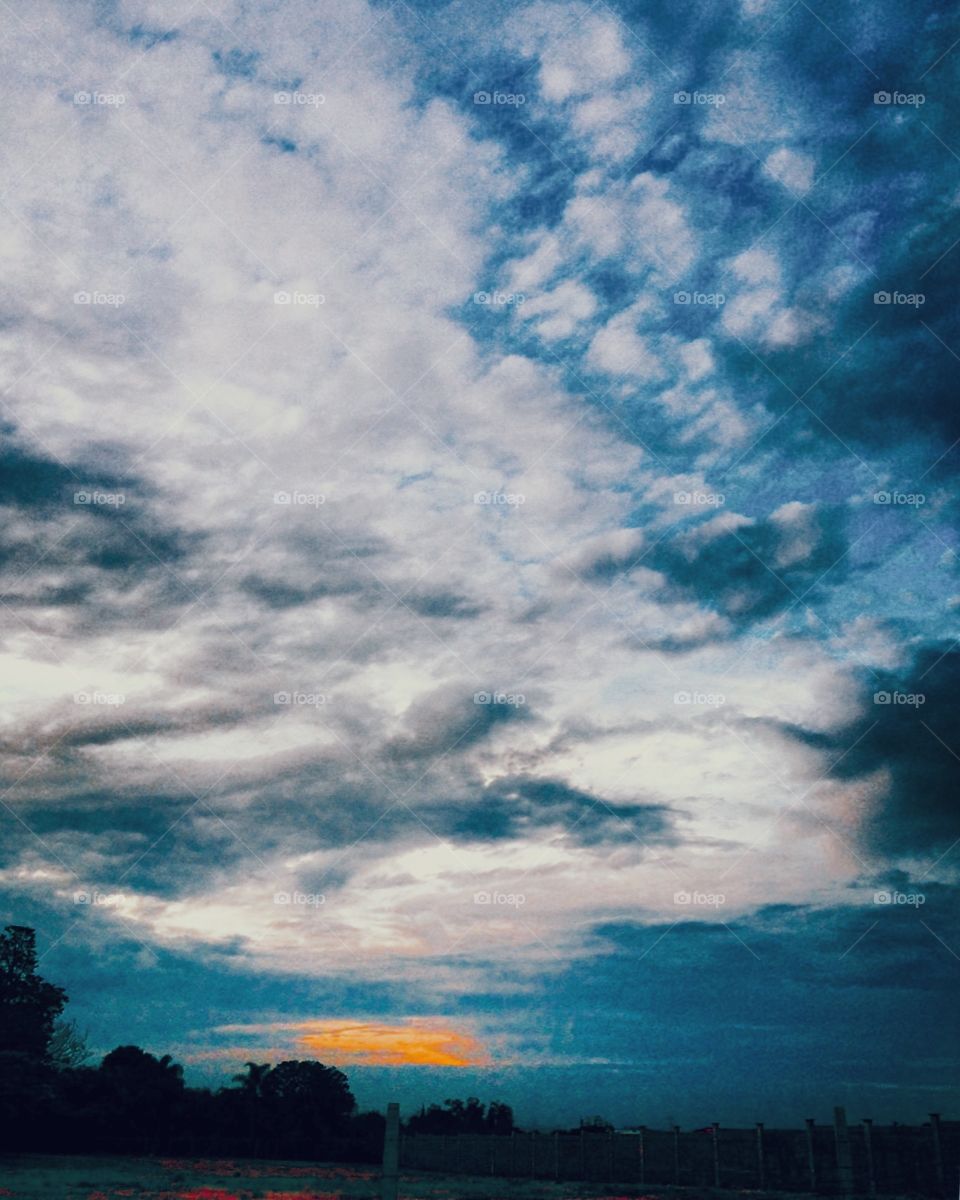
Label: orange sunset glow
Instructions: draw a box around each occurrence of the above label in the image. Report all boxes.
[294,1019,491,1067]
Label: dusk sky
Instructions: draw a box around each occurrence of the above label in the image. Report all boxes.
[1,0,958,1131]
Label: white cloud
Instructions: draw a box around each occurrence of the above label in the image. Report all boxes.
[763,147,816,195]
[518,280,598,340]
[508,2,632,103]
[586,312,664,378]
[0,0,904,999]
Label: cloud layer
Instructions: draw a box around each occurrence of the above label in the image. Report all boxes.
[0,0,957,1125]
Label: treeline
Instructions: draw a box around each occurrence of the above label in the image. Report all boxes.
[404,1097,515,1135]
[0,925,512,1161]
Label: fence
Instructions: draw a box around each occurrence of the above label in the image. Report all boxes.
[398,1109,958,1196]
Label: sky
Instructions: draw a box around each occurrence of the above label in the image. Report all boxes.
[0,0,958,1131]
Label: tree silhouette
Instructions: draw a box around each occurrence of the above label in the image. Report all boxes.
[259,1060,355,1153]
[0,928,392,1160]
[100,1046,186,1146]
[0,926,69,1149]
[48,1018,91,1069]
[0,925,67,1060]
[234,1060,272,1097]
[486,1100,515,1134]
[405,1097,515,1135]
[233,1061,272,1154]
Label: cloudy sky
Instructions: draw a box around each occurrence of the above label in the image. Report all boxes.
[1,0,958,1129]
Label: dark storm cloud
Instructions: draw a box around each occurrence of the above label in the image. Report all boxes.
[0,443,199,618]
[520,890,960,1122]
[674,0,960,494]
[384,684,530,763]
[648,503,848,626]
[806,643,960,858]
[455,775,676,846]
[402,590,486,619]
[587,884,960,1005]
[238,525,392,610]
[0,444,88,512]
[0,699,254,755]
[239,571,365,608]
[710,191,960,490]
[765,641,958,862]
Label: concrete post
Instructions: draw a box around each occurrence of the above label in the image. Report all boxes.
[862,1119,876,1196]
[712,1122,721,1188]
[673,1125,681,1185]
[756,1123,766,1191]
[639,1126,646,1185]
[381,1102,400,1200]
[929,1113,945,1196]
[833,1106,855,1196]
[607,1130,614,1181]
[805,1119,818,1192]
[553,1130,560,1180]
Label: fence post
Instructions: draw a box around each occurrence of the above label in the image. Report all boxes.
[862,1119,876,1197]
[673,1125,681,1185]
[834,1106,855,1196]
[639,1126,646,1185]
[929,1114,945,1196]
[756,1123,766,1191]
[607,1130,614,1181]
[579,1129,585,1180]
[553,1130,560,1180]
[712,1123,721,1188]
[805,1118,818,1192]
[381,1102,400,1200]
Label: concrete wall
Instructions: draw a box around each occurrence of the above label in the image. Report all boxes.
[398,1113,958,1196]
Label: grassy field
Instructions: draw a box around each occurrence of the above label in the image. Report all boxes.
[0,1156,793,1200]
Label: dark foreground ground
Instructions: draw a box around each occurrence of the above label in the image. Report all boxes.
[0,1156,831,1200]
